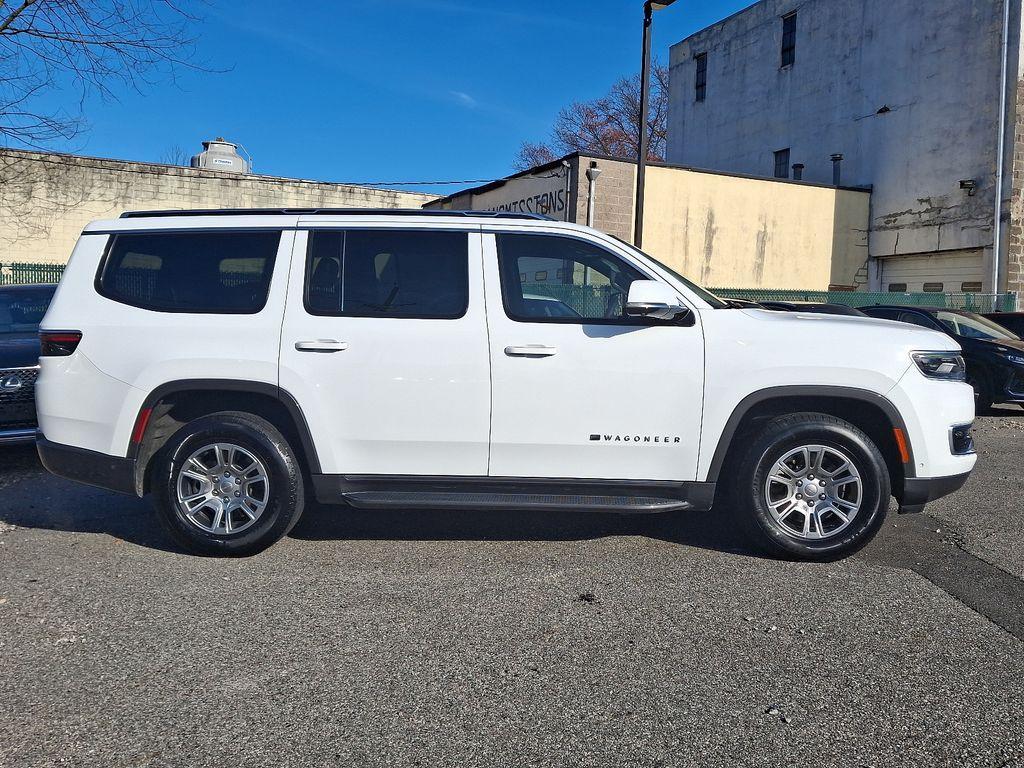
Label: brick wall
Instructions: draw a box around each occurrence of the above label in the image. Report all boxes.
[0,149,436,264]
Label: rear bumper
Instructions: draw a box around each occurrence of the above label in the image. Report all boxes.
[899,472,971,514]
[0,427,38,445]
[36,435,137,496]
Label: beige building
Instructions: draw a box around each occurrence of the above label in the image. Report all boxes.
[427,152,870,291]
[0,148,436,265]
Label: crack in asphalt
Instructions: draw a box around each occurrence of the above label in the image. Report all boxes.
[859,511,1024,642]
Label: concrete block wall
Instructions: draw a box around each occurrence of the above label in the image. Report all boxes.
[0,149,436,264]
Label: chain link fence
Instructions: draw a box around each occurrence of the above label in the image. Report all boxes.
[709,288,1018,314]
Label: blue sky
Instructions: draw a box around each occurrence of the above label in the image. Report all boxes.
[33,0,753,194]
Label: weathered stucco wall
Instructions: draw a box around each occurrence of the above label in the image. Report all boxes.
[639,162,870,290]
[668,0,1008,277]
[0,149,436,264]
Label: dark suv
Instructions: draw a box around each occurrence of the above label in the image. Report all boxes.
[0,284,56,444]
[862,305,1024,411]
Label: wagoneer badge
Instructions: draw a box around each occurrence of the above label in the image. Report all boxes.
[0,374,24,392]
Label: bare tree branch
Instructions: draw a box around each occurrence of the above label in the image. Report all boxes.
[0,0,213,147]
[514,62,669,171]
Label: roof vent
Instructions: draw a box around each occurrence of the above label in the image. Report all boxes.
[190,138,251,173]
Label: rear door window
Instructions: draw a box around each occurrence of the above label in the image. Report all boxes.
[304,229,469,319]
[97,231,281,314]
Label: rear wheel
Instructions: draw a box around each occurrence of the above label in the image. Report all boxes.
[733,412,890,560]
[154,412,305,556]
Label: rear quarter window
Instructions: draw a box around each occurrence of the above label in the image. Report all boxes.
[96,231,281,314]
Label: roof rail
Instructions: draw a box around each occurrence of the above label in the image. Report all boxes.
[119,208,553,221]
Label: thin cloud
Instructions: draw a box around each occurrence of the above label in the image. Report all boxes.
[449,90,478,109]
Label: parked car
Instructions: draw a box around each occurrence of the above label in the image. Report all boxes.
[0,284,57,445]
[983,311,1024,338]
[759,301,868,317]
[37,209,976,559]
[861,305,1024,411]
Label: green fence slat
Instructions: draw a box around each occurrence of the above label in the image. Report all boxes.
[709,288,1018,315]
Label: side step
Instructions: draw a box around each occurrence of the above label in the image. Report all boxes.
[341,490,693,513]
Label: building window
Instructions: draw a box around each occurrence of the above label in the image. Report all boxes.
[694,52,707,102]
[887,283,908,293]
[961,281,983,293]
[923,282,944,293]
[781,12,797,67]
[774,149,791,179]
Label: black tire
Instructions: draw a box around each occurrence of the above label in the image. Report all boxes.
[966,368,993,414]
[153,411,305,556]
[732,412,890,560]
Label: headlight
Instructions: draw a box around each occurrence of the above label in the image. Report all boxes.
[912,351,967,381]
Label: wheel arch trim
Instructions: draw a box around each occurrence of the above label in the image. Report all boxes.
[129,379,322,490]
[704,385,915,483]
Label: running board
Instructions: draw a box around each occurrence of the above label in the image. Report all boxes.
[312,475,716,514]
[342,491,693,513]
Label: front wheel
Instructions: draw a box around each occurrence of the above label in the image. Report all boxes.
[734,412,890,560]
[153,412,305,556]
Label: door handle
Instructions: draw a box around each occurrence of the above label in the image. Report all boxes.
[504,345,557,357]
[295,340,349,353]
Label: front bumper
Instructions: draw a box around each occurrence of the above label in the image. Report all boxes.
[36,435,137,496]
[899,472,972,514]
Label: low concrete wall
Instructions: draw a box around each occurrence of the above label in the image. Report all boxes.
[0,149,436,264]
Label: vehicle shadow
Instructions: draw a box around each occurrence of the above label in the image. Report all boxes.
[0,446,181,554]
[289,500,761,557]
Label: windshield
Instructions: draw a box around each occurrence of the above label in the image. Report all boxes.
[0,286,55,334]
[935,310,1020,341]
[612,237,729,308]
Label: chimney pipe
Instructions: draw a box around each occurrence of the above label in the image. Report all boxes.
[792,163,805,181]
[830,154,844,186]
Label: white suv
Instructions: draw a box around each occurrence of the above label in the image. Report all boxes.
[36,209,977,558]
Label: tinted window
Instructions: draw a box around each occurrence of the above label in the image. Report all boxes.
[865,308,900,320]
[496,233,648,324]
[305,230,468,318]
[898,311,936,329]
[98,231,280,314]
[0,286,55,334]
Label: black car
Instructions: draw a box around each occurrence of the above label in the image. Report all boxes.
[983,311,1024,338]
[0,284,57,444]
[759,301,868,317]
[861,305,1024,411]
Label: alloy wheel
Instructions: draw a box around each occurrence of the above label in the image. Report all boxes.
[175,443,270,535]
[763,444,862,540]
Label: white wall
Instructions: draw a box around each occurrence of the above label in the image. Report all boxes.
[668,0,1011,270]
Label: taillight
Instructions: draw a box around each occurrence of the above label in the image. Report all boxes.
[40,331,82,357]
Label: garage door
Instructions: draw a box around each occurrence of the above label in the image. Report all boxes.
[879,249,985,293]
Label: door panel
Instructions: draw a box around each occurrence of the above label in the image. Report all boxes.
[483,230,705,481]
[279,227,491,476]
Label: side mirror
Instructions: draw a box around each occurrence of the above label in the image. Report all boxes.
[625,280,692,322]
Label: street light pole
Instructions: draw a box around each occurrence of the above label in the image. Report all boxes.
[633,0,676,248]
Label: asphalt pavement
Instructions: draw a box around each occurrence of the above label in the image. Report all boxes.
[1,411,1022,767]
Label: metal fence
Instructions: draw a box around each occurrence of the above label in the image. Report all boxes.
[0,262,1020,314]
[0,262,65,286]
[709,288,1019,314]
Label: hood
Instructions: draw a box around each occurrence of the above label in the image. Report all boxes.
[0,333,41,369]
[738,308,961,351]
[973,336,1024,354]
